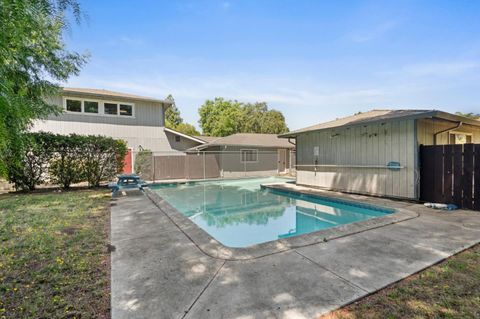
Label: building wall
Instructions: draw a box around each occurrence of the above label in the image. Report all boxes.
[31,120,182,154]
[200,145,290,178]
[295,119,417,199]
[44,94,166,127]
[417,118,480,145]
[165,130,203,152]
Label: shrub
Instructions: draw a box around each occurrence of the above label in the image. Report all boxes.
[134,149,153,180]
[6,133,54,190]
[82,136,127,187]
[5,132,128,190]
[48,134,85,189]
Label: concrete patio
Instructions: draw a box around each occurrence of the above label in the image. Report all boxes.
[110,189,480,319]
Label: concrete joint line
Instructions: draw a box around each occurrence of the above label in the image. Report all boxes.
[294,250,369,293]
[181,260,226,319]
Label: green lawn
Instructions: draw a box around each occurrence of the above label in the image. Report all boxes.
[323,244,480,319]
[0,190,111,319]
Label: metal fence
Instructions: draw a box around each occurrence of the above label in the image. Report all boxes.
[131,150,295,182]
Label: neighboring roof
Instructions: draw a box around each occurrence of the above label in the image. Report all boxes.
[188,133,295,151]
[62,87,170,104]
[194,136,220,143]
[164,127,207,144]
[280,109,480,138]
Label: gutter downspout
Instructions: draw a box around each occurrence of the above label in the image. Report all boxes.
[433,121,462,145]
[287,137,296,146]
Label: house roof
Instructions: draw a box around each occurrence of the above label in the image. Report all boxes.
[188,133,295,151]
[164,127,207,144]
[280,109,480,138]
[195,136,220,143]
[62,87,170,105]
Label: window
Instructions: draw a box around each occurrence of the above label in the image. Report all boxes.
[119,104,133,116]
[449,132,472,144]
[104,103,118,115]
[66,99,81,112]
[84,101,99,113]
[175,135,181,142]
[241,149,258,163]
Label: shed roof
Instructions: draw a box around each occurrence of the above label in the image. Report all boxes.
[188,133,295,151]
[62,87,169,104]
[280,109,480,138]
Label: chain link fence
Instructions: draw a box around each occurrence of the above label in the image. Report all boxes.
[131,150,295,182]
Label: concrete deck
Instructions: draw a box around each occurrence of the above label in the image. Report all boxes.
[111,188,480,319]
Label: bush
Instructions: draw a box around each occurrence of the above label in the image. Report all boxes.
[48,134,85,189]
[82,136,127,187]
[134,149,153,180]
[5,132,127,190]
[7,133,54,191]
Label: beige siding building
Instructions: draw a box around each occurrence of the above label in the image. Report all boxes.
[31,88,206,172]
[280,110,480,199]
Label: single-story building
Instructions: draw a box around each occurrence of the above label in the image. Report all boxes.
[187,133,296,177]
[280,109,480,199]
[31,87,207,172]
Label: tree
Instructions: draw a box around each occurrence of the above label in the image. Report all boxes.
[0,0,87,177]
[165,94,183,128]
[175,122,200,136]
[198,98,289,136]
[455,112,480,120]
[198,98,243,136]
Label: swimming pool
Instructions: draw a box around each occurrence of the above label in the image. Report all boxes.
[150,177,395,248]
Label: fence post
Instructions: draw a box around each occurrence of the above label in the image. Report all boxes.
[203,151,206,180]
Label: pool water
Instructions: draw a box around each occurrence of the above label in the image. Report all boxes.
[151,177,394,248]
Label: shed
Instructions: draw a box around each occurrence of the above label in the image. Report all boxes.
[280,109,480,199]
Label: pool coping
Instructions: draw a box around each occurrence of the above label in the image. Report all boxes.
[144,183,419,261]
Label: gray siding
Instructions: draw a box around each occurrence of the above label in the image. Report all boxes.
[165,130,203,151]
[295,119,417,199]
[45,94,166,127]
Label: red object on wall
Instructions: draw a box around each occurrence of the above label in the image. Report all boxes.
[123,149,133,174]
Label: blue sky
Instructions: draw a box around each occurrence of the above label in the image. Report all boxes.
[66,0,480,131]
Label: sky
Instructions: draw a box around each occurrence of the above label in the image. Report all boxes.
[65,0,480,131]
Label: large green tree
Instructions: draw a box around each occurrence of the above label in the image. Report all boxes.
[164,94,200,135]
[164,94,183,127]
[0,0,87,177]
[198,98,289,136]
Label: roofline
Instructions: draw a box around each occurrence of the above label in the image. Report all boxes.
[61,88,171,105]
[187,142,295,152]
[279,110,480,138]
[164,127,207,144]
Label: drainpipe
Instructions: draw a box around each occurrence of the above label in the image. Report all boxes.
[287,137,296,146]
[433,121,462,145]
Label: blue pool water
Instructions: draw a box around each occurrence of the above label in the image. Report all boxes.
[150,177,394,248]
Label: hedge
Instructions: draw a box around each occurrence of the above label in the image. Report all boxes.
[6,132,127,190]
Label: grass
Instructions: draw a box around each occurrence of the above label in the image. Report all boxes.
[0,190,111,319]
[322,244,480,319]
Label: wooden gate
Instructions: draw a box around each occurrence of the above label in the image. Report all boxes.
[420,144,479,210]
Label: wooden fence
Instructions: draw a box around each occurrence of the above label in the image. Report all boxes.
[152,154,221,180]
[420,144,479,210]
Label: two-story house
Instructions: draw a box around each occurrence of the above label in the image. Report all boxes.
[31,87,206,173]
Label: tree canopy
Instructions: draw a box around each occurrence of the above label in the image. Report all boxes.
[164,94,200,135]
[455,112,480,120]
[198,98,289,136]
[0,0,87,177]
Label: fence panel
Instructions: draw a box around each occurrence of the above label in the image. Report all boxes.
[154,156,186,180]
[420,143,479,210]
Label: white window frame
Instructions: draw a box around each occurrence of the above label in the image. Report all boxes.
[240,149,258,163]
[63,97,135,118]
